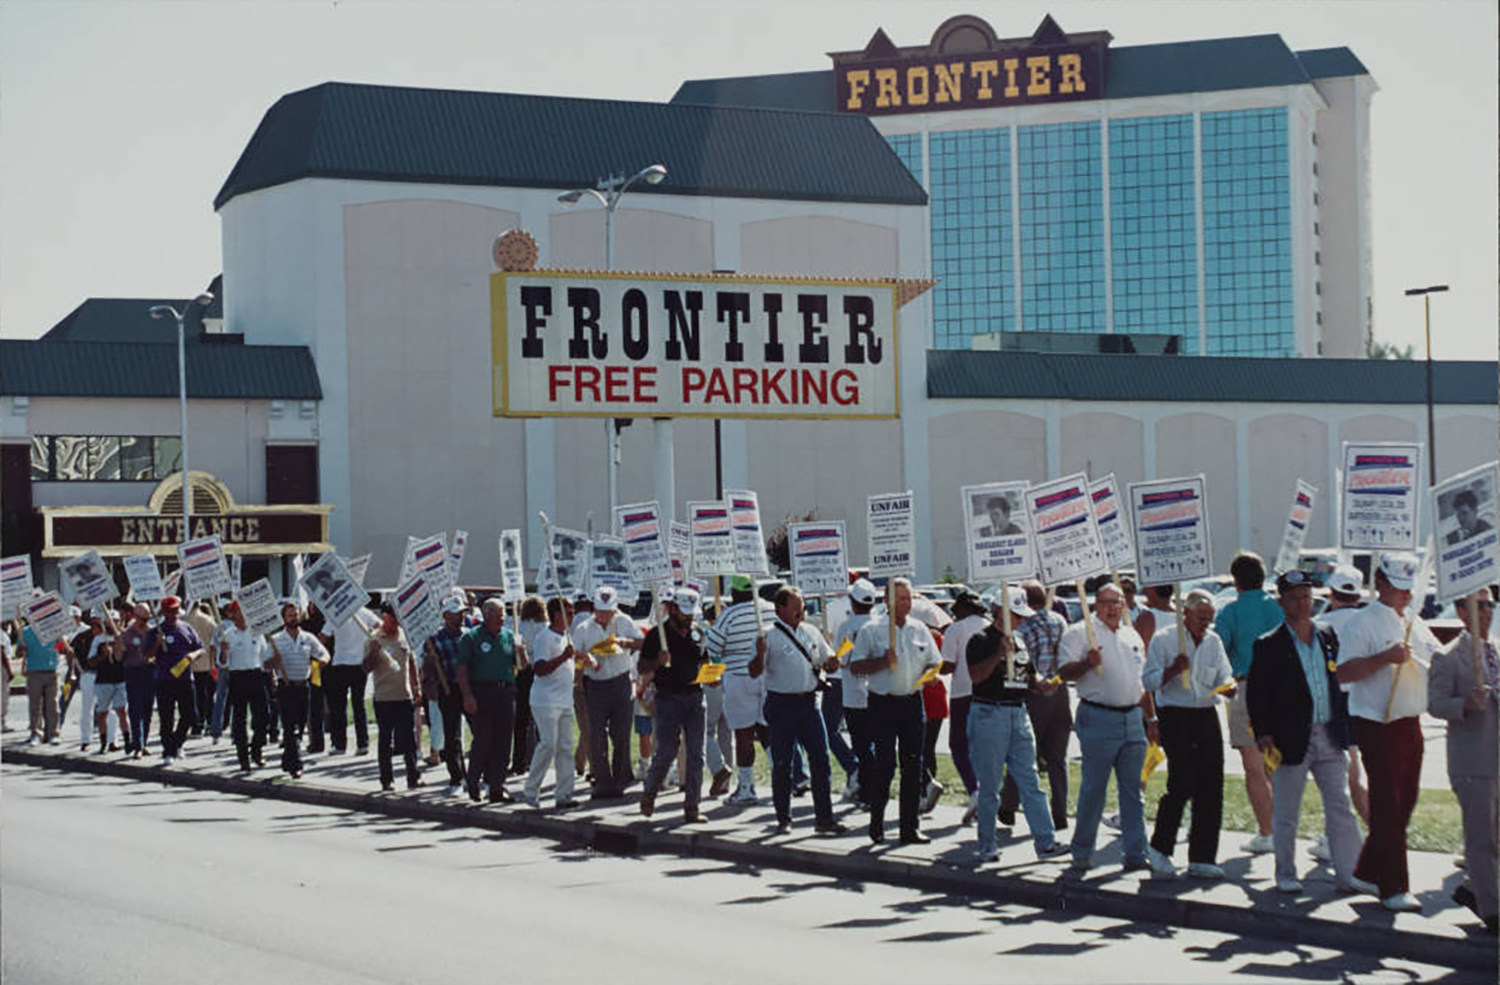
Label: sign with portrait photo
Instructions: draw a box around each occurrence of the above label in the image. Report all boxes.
[499,530,525,602]
[1432,462,1500,603]
[961,481,1035,583]
[61,550,118,609]
[298,552,369,629]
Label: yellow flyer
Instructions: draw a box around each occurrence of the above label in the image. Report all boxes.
[692,662,727,685]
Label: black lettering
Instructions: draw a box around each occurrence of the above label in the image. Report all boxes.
[567,287,606,360]
[663,290,703,362]
[762,294,784,362]
[621,288,650,361]
[520,286,551,359]
[717,292,750,363]
[843,295,882,364]
[797,294,829,364]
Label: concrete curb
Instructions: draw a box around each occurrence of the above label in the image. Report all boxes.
[7,748,1492,973]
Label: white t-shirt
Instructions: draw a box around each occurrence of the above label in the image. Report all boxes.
[332,610,374,666]
[530,627,574,709]
[1335,599,1438,722]
[220,623,270,672]
[763,618,832,695]
[834,612,873,709]
[941,614,988,700]
[852,618,940,697]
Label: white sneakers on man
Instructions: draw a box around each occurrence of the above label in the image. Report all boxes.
[1308,833,1332,862]
[726,785,758,806]
[1245,832,1274,854]
[1381,892,1421,912]
[1187,862,1226,880]
[1276,876,1304,894]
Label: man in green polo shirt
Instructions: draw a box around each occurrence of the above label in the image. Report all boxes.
[458,599,525,804]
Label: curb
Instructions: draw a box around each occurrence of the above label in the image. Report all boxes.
[7,748,1492,973]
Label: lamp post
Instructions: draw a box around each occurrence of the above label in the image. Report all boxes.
[150,293,214,537]
[1404,284,1449,486]
[559,163,668,524]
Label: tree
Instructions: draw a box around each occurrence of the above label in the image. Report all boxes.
[765,510,819,572]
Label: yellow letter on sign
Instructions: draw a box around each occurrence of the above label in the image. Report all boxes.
[845,70,870,110]
[874,68,902,108]
[1058,53,1086,94]
[1026,56,1051,97]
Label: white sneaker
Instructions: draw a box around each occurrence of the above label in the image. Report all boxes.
[1308,834,1331,862]
[1276,876,1303,894]
[1147,848,1178,878]
[841,773,861,803]
[1381,892,1421,913]
[726,786,758,806]
[1187,862,1226,880]
[1342,876,1379,896]
[666,764,680,787]
[1245,833,1275,855]
[920,780,944,814]
[1102,812,1121,830]
[633,759,648,780]
[961,792,979,826]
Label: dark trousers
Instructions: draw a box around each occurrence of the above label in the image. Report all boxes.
[278,682,309,775]
[821,685,858,776]
[584,674,633,795]
[191,669,215,733]
[306,679,326,752]
[125,665,155,751]
[1355,716,1424,896]
[844,706,875,800]
[868,692,925,836]
[511,667,535,773]
[645,689,706,816]
[467,681,515,800]
[948,695,978,794]
[265,676,281,740]
[766,691,836,827]
[1150,706,1225,863]
[374,699,419,787]
[1001,686,1072,824]
[436,686,468,785]
[922,716,944,784]
[229,670,270,766]
[155,674,194,757]
[324,664,369,751]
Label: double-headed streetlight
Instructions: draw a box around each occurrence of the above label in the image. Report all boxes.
[150,292,215,534]
[1404,284,1449,486]
[559,164,668,521]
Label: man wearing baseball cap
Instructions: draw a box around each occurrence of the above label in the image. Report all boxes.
[638,587,712,823]
[1334,552,1440,912]
[703,575,776,805]
[834,578,879,809]
[145,596,204,764]
[1313,564,1373,853]
[571,584,643,799]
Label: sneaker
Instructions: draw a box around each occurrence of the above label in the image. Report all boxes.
[1276,876,1304,894]
[1308,834,1331,862]
[1102,812,1120,830]
[666,764,679,787]
[1036,842,1070,860]
[773,819,792,835]
[725,786,758,806]
[841,773,861,804]
[639,789,656,817]
[1187,862,1226,880]
[80,742,91,752]
[26,734,38,746]
[1245,833,1275,855]
[1340,877,1380,897]
[976,848,1001,864]
[961,792,979,826]
[1381,892,1421,913]
[920,780,944,815]
[1147,851,1177,878]
[48,737,62,746]
[708,768,732,798]
[356,746,369,756]
[633,759,648,781]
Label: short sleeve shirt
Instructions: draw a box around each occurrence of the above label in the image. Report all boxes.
[1059,616,1146,707]
[151,621,204,680]
[456,625,517,684]
[763,618,832,694]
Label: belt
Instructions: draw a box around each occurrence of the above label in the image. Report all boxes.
[1081,698,1138,713]
[281,680,308,688]
[972,696,1025,707]
[768,689,816,698]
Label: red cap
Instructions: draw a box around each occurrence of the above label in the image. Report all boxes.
[160,596,181,611]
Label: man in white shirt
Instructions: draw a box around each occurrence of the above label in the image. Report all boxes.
[1142,588,1235,878]
[326,607,374,755]
[218,600,271,770]
[1058,582,1154,874]
[1334,553,1439,912]
[267,601,330,780]
[525,596,590,809]
[850,578,941,844]
[703,576,777,805]
[571,585,643,799]
[756,586,847,836]
[834,579,877,808]
[940,591,987,824]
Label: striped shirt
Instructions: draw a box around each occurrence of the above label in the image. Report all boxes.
[1017,610,1067,679]
[271,628,328,683]
[702,599,774,677]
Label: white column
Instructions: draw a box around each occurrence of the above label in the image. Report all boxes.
[1235,413,1252,551]
[1141,409,1158,481]
[524,418,556,574]
[654,419,675,526]
[720,419,749,493]
[1045,402,1062,479]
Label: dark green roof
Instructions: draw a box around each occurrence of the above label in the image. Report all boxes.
[0,340,322,400]
[42,298,210,345]
[927,350,1498,405]
[673,34,1370,110]
[214,82,927,210]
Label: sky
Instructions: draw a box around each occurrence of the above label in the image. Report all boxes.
[1,0,1495,359]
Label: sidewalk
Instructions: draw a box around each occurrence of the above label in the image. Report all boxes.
[3,733,1493,974]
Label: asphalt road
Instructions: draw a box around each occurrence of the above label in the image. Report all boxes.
[0,765,1472,984]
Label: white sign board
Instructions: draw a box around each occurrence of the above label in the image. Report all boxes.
[1432,462,1500,604]
[788,521,848,595]
[1272,480,1318,575]
[614,501,673,587]
[1,554,34,620]
[162,569,182,601]
[404,533,453,600]
[59,551,118,610]
[393,573,443,646]
[176,536,234,601]
[235,578,283,637]
[492,271,900,420]
[961,481,1036,584]
[541,528,588,596]
[589,537,634,596]
[1025,474,1107,587]
[726,489,770,576]
[867,491,916,580]
[343,554,371,588]
[230,553,243,588]
[298,552,369,628]
[1340,442,1421,551]
[1088,474,1137,573]
[499,530,526,601]
[449,530,469,584]
[688,501,736,577]
[1129,475,1214,585]
[22,591,71,647]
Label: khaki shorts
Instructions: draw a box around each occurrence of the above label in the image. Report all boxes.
[1226,684,1255,748]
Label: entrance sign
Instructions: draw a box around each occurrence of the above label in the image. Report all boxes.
[961,482,1035,583]
[1025,474,1107,587]
[1341,443,1421,552]
[789,521,848,595]
[1128,476,1213,585]
[867,491,916,579]
[1272,481,1318,576]
[1432,462,1500,603]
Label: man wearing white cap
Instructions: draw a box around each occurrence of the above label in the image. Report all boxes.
[966,587,1069,864]
[704,576,776,805]
[1312,564,1372,850]
[638,587,711,823]
[571,584,643,799]
[423,597,469,789]
[834,578,879,807]
[1334,552,1439,911]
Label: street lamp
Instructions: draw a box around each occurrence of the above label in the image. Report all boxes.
[151,292,214,538]
[1404,285,1449,486]
[558,164,668,523]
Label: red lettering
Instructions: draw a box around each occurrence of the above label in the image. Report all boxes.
[831,369,860,406]
[634,366,658,403]
[604,366,630,402]
[548,365,571,402]
[732,368,759,405]
[704,368,731,404]
[575,365,602,402]
[682,367,706,401]
[761,368,787,404]
[802,369,827,404]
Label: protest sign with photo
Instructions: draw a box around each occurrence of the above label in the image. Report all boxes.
[298,552,369,628]
[539,528,588,596]
[234,578,283,636]
[727,489,770,576]
[961,481,1035,584]
[499,530,526,601]
[176,536,234,602]
[123,555,166,601]
[1129,475,1214,585]
[589,538,634,595]
[1024,474,1107,587]
[688,501,736,577]
[867,491,916,580]
[789,521,848,595]
[1,554,33,620]
[1272,480,1318,575]
[343,554,371,588]
[1341,442,1421,551]
[393,572,443,646]
[1088,474,1136,573]
[614,501,673,587]
[449,530,469,584]
[22,592,71,647]
[1432,461,1500,603]
[61,550,119,609]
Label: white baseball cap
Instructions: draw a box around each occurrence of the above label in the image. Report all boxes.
[848,578,878,605]
[1327,564,1364,596]
[441,596,465,615]
[593,585,619,610]
[1005,586,1035,620]
[672,587,701,612]
[1379,553,1420,591]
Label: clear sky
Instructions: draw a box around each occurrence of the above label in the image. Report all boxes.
[1,0,1494,359]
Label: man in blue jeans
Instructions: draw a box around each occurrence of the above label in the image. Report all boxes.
[966,587,1070,864]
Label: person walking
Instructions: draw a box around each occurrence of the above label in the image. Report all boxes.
[571,585,644,799]
[524,596,588,809]
[218,600,270,771]
[365,604,422,791]
[266,600,329,779]
[147,596,203,764]
[457,599,523,804]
